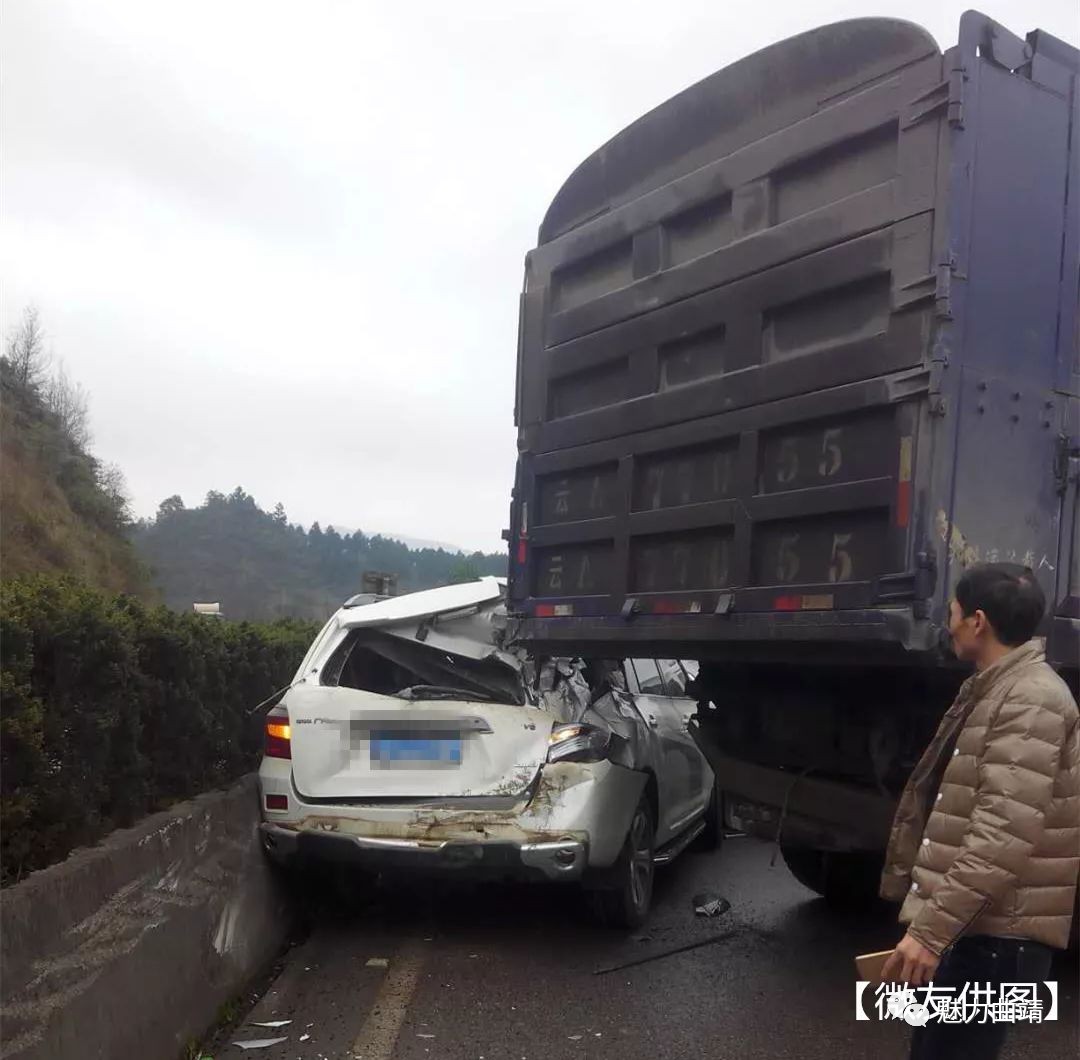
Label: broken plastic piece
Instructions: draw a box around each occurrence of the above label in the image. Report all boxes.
[231,1038,289,1050]
[365,957,389,968]
[692,893,732,918]
[250,1020,291,1028]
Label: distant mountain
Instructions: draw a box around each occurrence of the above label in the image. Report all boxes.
[335,528,466,555]
[132,491,506,621]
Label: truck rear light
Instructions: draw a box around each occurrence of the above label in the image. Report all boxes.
[535,603,575,617]
[774,594,834,611]
[264,707,291,759]
[896,481,912,527]
[264,793,288,811]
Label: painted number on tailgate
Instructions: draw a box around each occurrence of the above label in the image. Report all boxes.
[759,413,894,493]
[753,512,888,587]
[534,545,614,597]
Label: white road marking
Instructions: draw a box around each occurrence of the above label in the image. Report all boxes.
[351,940,426,1060]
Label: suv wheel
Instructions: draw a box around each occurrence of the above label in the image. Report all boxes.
[592,797,655,929]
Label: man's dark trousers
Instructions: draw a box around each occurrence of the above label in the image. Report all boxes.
[909,934,1054,1059]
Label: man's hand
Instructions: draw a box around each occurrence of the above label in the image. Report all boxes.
[881,932,941,986]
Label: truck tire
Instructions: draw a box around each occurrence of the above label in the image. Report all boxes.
[592,797,656,929]
[781,845,883,909]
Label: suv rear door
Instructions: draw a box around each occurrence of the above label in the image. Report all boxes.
[626,659,711,841]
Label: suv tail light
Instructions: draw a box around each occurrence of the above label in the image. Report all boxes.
[264,706,291,759]
[547,722,610,764]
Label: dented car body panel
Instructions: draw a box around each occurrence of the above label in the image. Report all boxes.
[260,760,647,880]
[259,581,714,882]
[286,685,552,801]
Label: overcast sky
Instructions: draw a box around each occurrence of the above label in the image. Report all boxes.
[3,1,1077,553]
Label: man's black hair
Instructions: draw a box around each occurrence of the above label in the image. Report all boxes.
[954,563,1046,646]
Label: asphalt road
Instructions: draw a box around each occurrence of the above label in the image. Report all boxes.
[207,838,1079,1060]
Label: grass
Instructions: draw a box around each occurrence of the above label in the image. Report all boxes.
[178,994,242,1060]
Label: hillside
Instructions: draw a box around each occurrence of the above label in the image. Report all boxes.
[132,489,507,621]
[0,311,505,618]
[0,365,148,595]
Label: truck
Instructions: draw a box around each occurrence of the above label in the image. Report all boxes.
[505,12,1080,903]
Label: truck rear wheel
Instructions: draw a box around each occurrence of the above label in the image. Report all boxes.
[780,845,883,909]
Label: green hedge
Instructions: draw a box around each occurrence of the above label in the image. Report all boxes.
[0,575,318,885]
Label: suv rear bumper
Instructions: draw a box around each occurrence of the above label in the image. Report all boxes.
[260,822,587,881]
[258,758,649,873]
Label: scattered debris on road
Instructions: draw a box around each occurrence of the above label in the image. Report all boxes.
[250,1020,291,1028]
[692,893,731,918]
[231,1037,289,1050]
[593,931,736,975]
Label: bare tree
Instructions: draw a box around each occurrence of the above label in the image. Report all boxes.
[45,361,92,449]
[97,461,133,523]
[4,305,50,390]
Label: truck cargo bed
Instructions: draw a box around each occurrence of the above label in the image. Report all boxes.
[506,14,1079,668]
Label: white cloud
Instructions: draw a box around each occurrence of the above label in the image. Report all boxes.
[3,0,1077,552]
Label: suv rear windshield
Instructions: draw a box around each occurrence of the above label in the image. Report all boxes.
[321,630,525,705]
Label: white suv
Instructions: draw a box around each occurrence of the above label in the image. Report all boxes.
[258,578,718,927]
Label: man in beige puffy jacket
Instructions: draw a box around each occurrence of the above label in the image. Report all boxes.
[880,563,1079,1059]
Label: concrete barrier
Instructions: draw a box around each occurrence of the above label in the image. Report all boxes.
[0,774,292,1060]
